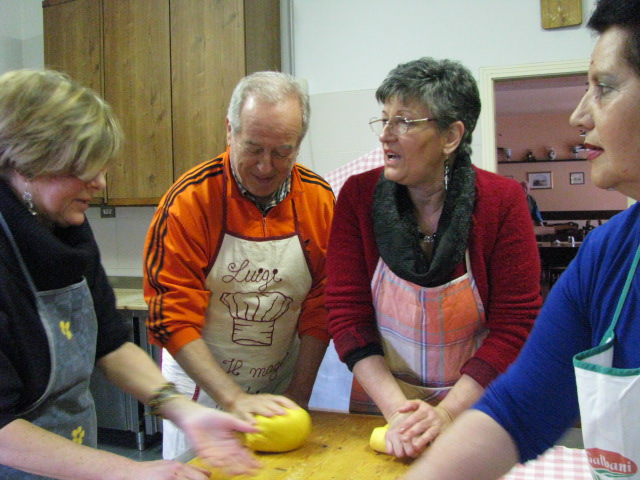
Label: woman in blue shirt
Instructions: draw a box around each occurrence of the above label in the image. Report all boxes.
[405,0,640,478]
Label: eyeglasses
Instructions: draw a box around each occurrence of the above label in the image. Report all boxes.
[369,116,438,136]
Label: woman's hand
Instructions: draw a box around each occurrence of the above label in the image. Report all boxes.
[385,400,453,458]
[167,398,262,476]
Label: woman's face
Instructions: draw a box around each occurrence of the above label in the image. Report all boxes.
[377,96,454,191]
[570,27,640,199]
[28,169,107,227]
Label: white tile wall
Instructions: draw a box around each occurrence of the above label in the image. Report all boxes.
[87,206,156,277]
[306,89,381,176]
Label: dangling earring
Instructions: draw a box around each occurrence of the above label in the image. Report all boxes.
[444,157,450,191]
[23,181,37,216]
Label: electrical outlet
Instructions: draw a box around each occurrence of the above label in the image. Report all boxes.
[100,206,116,218]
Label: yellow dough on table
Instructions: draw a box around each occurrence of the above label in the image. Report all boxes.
[244,407,312,452]
[370,423,390,453]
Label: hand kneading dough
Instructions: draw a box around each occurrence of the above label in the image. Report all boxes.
[369,423,390,453]
[244,407,312,452]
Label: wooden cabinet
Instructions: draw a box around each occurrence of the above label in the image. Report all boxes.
[43,0,281,205]
[43,0,106,202]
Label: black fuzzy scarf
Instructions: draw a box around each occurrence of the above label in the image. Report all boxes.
[372,154,476,287]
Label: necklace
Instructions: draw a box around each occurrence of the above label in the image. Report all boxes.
[419,232,436,244]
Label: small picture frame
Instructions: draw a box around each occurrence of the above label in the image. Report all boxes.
[570,172,585,185]
[527,171,552,189]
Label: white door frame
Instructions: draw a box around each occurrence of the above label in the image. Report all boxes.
[478,59,590,173]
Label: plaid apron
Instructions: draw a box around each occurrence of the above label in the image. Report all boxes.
[350,251,487,414]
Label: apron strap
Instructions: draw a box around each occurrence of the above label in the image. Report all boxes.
[601,242,640,345]
[0,210,39,295]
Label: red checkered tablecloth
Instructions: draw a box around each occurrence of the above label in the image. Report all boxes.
[324,147,384,197]
[500,446,592,480]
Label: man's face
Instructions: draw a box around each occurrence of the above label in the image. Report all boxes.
[227,96,303,200]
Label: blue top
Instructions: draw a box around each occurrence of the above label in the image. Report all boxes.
[475,202,640,462]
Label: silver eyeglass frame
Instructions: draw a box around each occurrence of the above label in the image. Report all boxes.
[369,116,438,136]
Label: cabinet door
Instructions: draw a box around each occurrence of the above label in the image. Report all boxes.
[43,0,106,203]
[244,0,281,74]
[103,0,173,204]
[43,0,103,94]
[170,0,246,176]
[170,0,281,177]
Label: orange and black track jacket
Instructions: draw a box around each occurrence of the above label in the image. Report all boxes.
[143,148,335,355]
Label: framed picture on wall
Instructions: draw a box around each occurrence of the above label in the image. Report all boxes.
[570,172,585,185]
[527,171,552,189]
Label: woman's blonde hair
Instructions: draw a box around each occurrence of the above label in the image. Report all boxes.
[0,69,123,181]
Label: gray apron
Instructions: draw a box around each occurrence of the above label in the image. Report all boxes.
[0,212,98,479]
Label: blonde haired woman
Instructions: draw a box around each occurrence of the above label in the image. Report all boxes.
[0,69,259,479]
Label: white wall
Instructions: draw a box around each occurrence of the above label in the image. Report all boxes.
[293,0,599,175]
[0,0,43,72]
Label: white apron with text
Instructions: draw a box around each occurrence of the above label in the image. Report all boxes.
[162,225,312,459]
[574,243,640,479]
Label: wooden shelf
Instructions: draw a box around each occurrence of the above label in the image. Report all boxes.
[498,158,587,164]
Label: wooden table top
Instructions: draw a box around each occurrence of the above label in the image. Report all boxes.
[538,241,582,248]
[189,410,412,479]
[534,225,557,236]
[113,288,147,310]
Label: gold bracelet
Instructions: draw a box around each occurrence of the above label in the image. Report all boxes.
[148,382,182,417]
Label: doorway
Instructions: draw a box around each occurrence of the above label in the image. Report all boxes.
[477,59,589,173]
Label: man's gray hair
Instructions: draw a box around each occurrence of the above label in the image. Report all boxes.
[227,71,310,142]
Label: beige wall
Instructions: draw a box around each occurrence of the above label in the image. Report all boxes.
[497,111,627,212]
[499,160,627,212]
[497,111,586,164]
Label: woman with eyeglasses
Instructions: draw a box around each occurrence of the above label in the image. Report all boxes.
[325,57,541,458]
[0,69,261,479]
[405,1,640,478]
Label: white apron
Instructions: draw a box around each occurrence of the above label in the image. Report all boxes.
[0,212,97,479]
[350,251,487,414]
[574,243,640,479]
[162,207,312,459]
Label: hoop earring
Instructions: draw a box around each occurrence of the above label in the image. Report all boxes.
[444,158,450,191]
[23,181,37,216]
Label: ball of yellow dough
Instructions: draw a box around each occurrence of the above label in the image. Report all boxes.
[244,407,312,452]
[370,423,390,453]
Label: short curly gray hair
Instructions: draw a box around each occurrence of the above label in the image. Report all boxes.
[227,71,310,143]
[375,57,481,158]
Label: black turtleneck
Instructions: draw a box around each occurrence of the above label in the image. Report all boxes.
[0,178,130,428]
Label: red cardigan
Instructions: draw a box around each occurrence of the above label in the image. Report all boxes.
[326,166,542,388]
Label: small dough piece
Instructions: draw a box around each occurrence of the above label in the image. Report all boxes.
[244,407,312,452]
[370,423,389,453]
